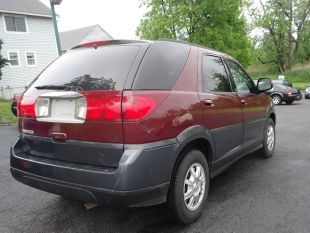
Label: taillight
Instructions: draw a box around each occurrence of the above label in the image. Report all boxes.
[287,88,292,95]
[35,98,50,118]
[18,90,168,122]
[84,91,122,121]
[82,90,168,122]
[19,96,36,118]
[122,91,169,122]
[122,91,156,121]
[75,98,87,120]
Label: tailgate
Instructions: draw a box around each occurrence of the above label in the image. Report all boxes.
[18,133,123,168]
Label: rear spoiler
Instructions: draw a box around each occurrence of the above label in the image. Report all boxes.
[72,39,149,50]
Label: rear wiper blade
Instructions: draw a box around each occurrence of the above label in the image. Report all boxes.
[35,85,67,90]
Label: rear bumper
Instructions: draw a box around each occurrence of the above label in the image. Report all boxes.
[11,168,169,207]
[10,137,179,207]
[283,93,302,102]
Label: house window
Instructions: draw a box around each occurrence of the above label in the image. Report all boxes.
[25,52,37,66]
[8,52,20,67]
[4,16,27,32]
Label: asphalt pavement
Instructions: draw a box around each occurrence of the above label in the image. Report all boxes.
[1,99,310,233]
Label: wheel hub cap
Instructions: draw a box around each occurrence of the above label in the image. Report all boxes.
[183,163,206,211]
[267,125,275,151]
[273,96,280,105]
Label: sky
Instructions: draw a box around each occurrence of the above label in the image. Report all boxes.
[40,0,262,39]
[40,0,146,39]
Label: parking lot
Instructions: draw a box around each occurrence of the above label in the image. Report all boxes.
[0,99,310,233]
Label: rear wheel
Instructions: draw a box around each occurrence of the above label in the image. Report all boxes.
[168,150,209,224]
[258,118,275,158]
[272,95,282,105]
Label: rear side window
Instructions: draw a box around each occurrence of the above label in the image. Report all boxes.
[29,45,140,91]
[202,55,232,92]
[133,42,190,90]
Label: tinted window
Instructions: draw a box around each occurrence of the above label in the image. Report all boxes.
[273,84,287,91]
[29,45,140,91]
[202,55,232,92]
[226,60,255,93]
[133,42,190,90]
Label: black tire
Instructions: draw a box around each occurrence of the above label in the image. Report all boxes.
[11,102,17,117]
[258,118,275,158]
[272,94,282,105]
[168,149,209,224]
[285,100,294,105]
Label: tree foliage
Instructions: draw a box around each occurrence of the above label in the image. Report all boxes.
[0,40,8,80]
[248,0,310,73]
[136,0,254,67]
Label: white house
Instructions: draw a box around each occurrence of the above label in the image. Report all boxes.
[0,0,58,99]
[60,24,113,52]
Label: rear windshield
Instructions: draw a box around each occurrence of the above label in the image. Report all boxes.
[29,45,140,91]
[132,42,190,90]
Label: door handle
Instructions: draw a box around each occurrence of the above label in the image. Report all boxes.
[241,99,247,105]
[204,99,214,107]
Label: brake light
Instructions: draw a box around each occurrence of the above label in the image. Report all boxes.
[287,88,292,95]
[80,40,112,47]
[82,91,168,122]
[122,91,156,121]
[84,91,122,121]
[19,91,168,122]
[19,96,36,118]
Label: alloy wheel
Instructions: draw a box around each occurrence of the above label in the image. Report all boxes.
[183,163,206,211]
[272,96,281,105]
[267,124,275,151]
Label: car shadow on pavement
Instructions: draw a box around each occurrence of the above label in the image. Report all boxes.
[38,152,264,233]
[48,197,187,233]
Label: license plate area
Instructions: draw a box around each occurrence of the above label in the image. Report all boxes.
[36,92,85,124]
[49,98,78,123]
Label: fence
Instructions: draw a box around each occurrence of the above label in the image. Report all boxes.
[0,86,27,100]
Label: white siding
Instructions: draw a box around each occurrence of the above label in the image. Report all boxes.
[0,13,58,99]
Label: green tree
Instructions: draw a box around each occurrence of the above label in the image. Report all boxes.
[249,0,310,73]
[0,40,8,80]
[136,0,254,67]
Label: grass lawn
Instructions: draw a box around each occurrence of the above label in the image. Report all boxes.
[0,99,17,123]
[248,63,310,90]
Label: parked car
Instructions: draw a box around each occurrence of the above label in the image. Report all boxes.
[272,79,293,87]
[10,39,275,224]
[265,83,302,105]
[305,85,310,99]
[11,94,22,117]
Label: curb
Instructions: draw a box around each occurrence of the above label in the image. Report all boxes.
[0,121,17,126]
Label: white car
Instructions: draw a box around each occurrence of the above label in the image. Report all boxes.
[305,85,310,99]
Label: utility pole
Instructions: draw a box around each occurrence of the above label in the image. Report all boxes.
[50,0,62,56]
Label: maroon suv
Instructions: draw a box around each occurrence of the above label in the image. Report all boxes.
[11,39,275,224]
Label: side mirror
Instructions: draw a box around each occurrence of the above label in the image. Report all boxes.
[257,78,273,93]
